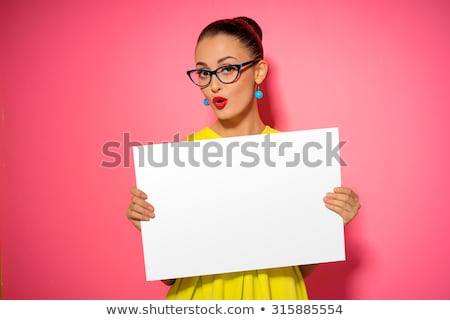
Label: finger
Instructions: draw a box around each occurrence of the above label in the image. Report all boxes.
[131,196,154,211]
[324,203,351,225]
[323,201,354,224]
[327,193,361,212]
[325,192,353,203]
[129,201,155,218]
[130,187,148,199]
[323,197,354,213]
[127,206,153,222]
[338,187,361,208]
[332,186,359,201]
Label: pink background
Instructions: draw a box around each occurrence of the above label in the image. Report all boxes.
[1,0,449,299]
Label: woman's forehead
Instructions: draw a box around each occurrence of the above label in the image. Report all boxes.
[195,34,250,65]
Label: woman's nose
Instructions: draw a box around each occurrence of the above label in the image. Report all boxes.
[209,73,222,92]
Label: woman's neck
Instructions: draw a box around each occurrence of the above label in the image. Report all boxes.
[210,109,266,137]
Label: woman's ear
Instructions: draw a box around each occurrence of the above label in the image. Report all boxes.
[254,59,268,84]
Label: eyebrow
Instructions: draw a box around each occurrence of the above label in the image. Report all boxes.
[196,56,239,68]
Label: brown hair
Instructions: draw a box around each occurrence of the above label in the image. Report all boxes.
[197,16,264,59]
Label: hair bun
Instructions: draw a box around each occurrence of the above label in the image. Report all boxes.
[234,16,263,41]
[197,17,264,59]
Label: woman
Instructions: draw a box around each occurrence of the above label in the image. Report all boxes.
[127,17,361,299]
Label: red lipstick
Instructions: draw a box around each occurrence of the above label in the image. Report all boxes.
[213,96,228,109]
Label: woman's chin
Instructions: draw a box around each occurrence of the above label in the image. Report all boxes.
[213,108,233,120]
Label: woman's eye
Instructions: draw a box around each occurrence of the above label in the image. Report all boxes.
[198,70,210,78]
[221,66,236,74]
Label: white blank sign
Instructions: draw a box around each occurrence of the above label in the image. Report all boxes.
[133,127,345,281]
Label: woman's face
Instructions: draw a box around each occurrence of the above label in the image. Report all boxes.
[194,33,258,122]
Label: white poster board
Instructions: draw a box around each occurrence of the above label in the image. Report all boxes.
[133,127,345,281]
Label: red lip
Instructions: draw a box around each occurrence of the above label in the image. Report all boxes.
[212,96,228,109]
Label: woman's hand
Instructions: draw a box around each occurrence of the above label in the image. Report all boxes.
[323,187,361,225]
[126,187,155,231]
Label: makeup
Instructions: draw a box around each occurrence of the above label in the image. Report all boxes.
[213,96,228,109]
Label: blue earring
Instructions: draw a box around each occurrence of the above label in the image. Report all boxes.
[255,85,263,99]
[203,98,209,106]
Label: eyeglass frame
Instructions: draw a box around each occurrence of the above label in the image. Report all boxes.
[186,58,261,87]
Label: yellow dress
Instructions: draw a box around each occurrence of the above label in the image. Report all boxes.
[166,126,309,300]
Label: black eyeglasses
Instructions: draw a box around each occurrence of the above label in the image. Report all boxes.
[186,58,260,87]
